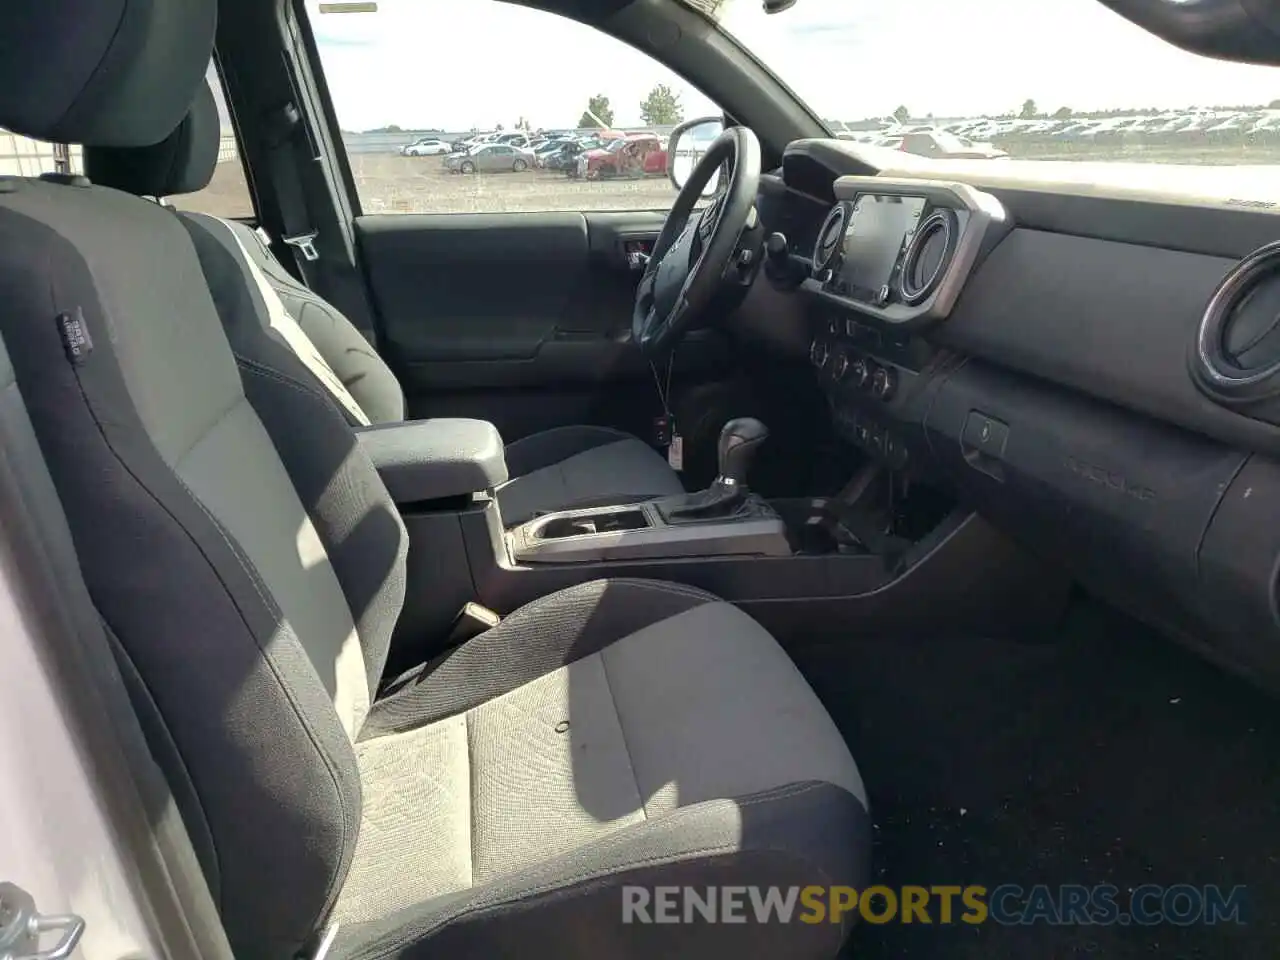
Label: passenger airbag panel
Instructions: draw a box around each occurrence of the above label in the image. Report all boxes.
[925,360,1244,632]
[1197,455,1280,684]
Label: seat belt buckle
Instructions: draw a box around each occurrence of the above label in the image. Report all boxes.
[283,231,320,262]
[447,602,501,645]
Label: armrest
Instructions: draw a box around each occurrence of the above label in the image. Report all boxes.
[356,419,508,505]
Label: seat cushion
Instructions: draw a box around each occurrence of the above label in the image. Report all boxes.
[497,425,684,525]
[334,579,870,960]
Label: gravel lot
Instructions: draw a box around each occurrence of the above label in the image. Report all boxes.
[181,146,1280,221]
[350,153,678,214]
[181,153,678,219]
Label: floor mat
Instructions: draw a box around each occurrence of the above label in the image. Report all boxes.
[793,601,1280,959]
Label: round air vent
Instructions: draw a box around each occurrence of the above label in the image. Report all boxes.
[1193,240,1280,403]
[897,208,957,306]
[812,202,849,273]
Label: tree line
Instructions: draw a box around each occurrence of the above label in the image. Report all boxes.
[359,83,688,136]
[577,84,685,129]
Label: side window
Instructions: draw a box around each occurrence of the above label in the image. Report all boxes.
[306,0,720,214]
[167,65,256,220]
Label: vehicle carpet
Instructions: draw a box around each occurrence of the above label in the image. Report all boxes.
[791,599,1280,959]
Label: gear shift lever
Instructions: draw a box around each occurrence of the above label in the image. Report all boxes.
[717,417,770,491]
[663,418,769,521]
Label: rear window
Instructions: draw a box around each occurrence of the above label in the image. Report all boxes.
[2,63,257,219]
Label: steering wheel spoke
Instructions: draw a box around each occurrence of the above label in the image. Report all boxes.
[635,267,657,303]
[631,127,761,357]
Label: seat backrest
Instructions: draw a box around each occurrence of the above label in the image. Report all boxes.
[86,81,407,425]
[0,4,407,957]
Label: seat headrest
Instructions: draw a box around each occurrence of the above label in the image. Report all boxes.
[0,0,215,147]
[86,81,219,197]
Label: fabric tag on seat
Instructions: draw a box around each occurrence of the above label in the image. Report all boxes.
[57,309,93,365]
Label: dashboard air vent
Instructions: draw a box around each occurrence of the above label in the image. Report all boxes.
[898,209,957,306]
[812,202,849,272]
[1193,240,1280,404]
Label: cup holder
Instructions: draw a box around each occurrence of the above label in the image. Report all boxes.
[534,509,651,540]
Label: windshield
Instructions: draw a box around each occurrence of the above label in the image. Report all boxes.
[698,0,1280,186]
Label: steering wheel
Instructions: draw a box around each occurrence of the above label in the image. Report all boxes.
[632,126,762,355]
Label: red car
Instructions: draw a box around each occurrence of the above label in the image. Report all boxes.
[573,134,668,179]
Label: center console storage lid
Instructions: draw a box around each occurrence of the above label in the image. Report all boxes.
[357,419,508,504]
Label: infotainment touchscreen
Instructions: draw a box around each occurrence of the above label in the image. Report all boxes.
[840,194,927,299]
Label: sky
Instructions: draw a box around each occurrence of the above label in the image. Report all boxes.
[304,0,1280,132]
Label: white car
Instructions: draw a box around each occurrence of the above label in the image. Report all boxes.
[401,138,450,157]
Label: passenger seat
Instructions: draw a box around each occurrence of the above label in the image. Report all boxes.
[0,3,869,959]
[84,80,685,525]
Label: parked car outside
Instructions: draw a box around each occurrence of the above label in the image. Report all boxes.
[572,133,668,179]
[400,137,450,157]
[494,132,533,148]
[444,142,535,174]
[899,130,1008,159]
[541,138,598,170]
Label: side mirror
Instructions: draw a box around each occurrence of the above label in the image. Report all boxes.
[667,116,725,196]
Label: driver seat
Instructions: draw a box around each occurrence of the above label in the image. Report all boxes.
[84,81,683,525]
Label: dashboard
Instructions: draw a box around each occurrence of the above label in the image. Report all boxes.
[804,178,1007,327]
[754,137,1280,693]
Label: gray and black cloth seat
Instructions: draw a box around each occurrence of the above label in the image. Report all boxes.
[0,2,870,960]
[83,80,682,526]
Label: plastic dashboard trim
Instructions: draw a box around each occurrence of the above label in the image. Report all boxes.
[800,176,1010,331]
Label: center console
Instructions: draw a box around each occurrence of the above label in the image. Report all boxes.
[803,176,1010,472]
[509,417,789,562]
[510,496,789,562]
[361,347,1064,676]
[355,174,1065,679]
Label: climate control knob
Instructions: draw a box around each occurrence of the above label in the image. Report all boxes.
[810,339,829,369]
[850,357,871,389]
[831,351,850,381]
[871,365,898,401]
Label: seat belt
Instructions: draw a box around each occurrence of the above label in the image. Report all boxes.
[265,100,323,286]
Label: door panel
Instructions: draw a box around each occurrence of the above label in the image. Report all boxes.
[354,211,734,440]
[358,212,596,363]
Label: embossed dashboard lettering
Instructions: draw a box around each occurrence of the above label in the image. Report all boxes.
[1064,456,1156,502]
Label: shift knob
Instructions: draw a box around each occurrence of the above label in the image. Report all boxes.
[718,417,769,486]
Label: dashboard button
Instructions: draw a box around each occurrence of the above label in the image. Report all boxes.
[828,317,841,336]
[962,411,1009,457]
[844,318,860,338]
[872,366,898,401]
